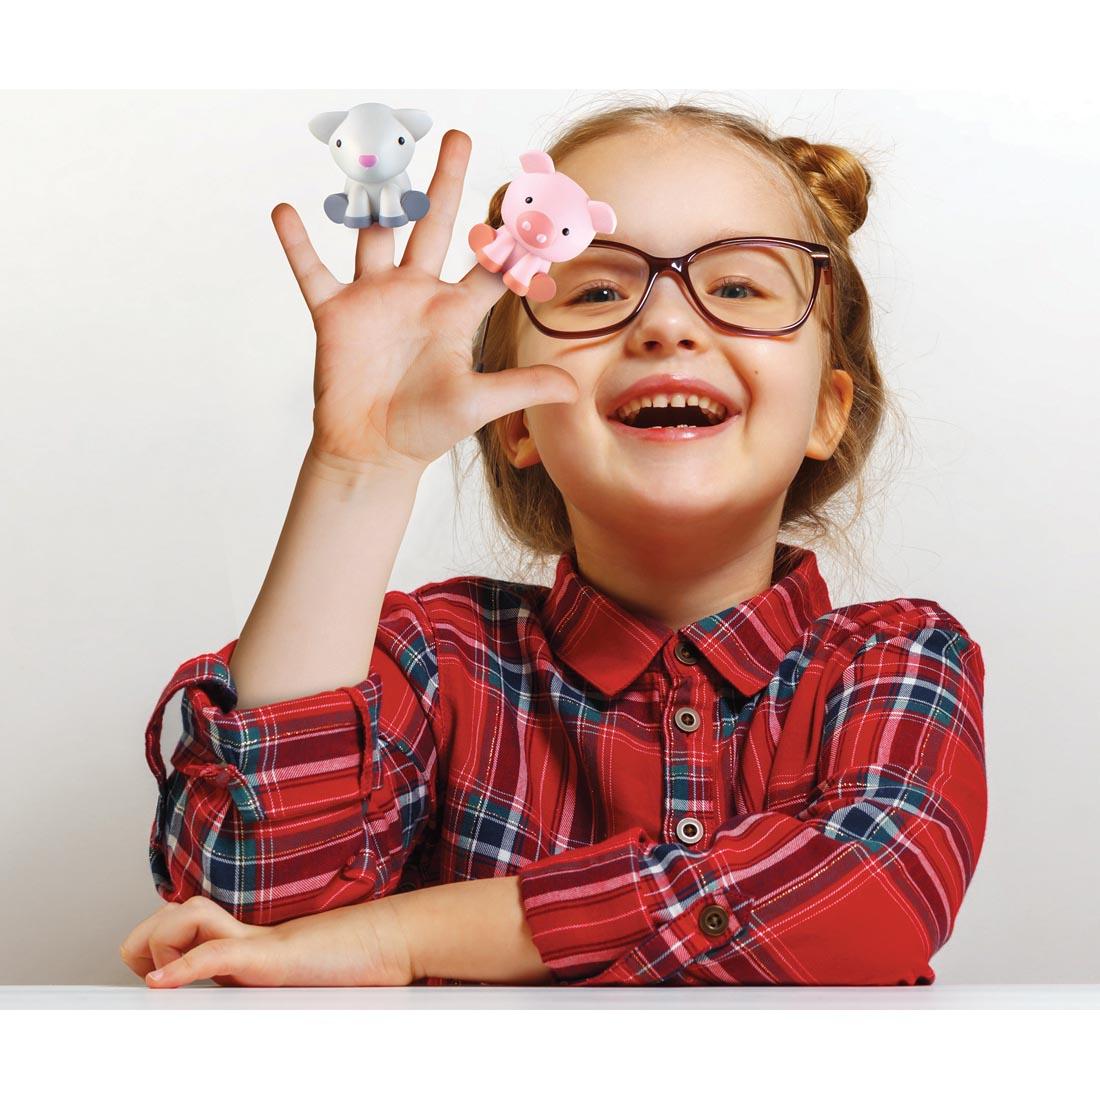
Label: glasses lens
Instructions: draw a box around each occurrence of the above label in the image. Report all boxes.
[691,242,815,330]
[528,247,649,334]
[530,242,815,334]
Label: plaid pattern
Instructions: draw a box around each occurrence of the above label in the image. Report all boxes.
[144,542,986,987]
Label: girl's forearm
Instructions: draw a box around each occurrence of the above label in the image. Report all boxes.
[228,443,424,709]
[385,876,554,985]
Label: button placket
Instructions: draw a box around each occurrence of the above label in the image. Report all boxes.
[665,637,717,851]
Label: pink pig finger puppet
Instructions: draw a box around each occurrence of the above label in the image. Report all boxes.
[468,150,616,302]
[309,102,432,229]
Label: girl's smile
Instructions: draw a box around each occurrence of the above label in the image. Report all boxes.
[605,408,742,443]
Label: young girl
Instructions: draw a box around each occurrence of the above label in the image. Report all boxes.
[124,101,986,990]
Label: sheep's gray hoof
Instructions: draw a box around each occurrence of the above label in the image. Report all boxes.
[343,213,374,228]
[324,193,349,224]
[377,212,409,228]
[401,190,430,221]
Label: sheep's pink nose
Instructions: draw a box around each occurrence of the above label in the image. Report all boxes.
[358,154,377,167]
[517,208,553,248]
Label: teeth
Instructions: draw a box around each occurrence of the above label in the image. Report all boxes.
[613,392,727,425]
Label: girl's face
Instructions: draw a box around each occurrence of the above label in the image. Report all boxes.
[504,127,853,554]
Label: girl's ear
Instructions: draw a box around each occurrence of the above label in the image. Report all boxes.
[805,368,854,460]
[500,410,541,469]
[587,200,616,234]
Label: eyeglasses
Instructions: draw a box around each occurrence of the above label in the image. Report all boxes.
[474,236,832,367]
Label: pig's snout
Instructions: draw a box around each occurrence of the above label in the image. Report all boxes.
[358,154,378,168]
[517,209,554,248]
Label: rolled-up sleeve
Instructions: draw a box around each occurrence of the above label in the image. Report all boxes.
[517,624,987,986]
[144,589,444,925]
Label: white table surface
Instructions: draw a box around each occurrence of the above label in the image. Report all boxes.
[2,984,1097,1009]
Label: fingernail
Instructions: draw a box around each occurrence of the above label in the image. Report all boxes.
[149,969,164,981]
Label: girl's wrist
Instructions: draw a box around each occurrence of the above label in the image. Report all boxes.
[305,439,426,488]
[385,877,553,985]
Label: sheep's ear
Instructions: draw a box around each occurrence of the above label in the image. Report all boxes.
[393,108,432,142]
[308,111,347,143]
[518,149,554,174]
[587,200,616,234]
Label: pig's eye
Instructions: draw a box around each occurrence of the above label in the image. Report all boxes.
[525,196,533,203]
[562,228,570,236]
[335,140,342,148]
[398,136,405,144]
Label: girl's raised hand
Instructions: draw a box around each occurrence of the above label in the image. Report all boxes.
[118,895,415,989]
[271,129,579,478]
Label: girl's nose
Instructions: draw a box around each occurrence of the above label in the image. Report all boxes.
[629,274,711,342]
[358,154,377,167]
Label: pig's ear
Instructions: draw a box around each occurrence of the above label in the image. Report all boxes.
[393,108,432,142]
[587,200,616,234]
[309,111,347,143]
[519,149,554,174]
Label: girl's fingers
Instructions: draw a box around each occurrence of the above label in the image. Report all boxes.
[454,260,512,337]
[469,362,580,427]
[146,937,244,989]
[400,129,473,279]
[120,897,251,979]
[271,203,342,312]
[119,902,182,972]
[353,222,395,281]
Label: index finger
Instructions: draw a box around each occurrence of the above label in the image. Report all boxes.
[119,902,179,968]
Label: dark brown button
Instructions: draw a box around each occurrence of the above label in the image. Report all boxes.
[699,903,730,938]
[674,706,700,733]
[674,641,699,665]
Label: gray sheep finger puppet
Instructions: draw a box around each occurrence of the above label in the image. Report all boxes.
[467,149,616,301]
[309,102,432,229]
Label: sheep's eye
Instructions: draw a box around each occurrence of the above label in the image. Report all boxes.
[398,136,405,144]
[525,196,533,203]
[562,228,570,236]
[335,139,341,148]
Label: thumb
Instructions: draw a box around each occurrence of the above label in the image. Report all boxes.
[475,365,580,425]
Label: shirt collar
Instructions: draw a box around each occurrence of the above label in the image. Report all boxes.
[541,542,833,698]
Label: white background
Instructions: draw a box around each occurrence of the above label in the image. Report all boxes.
[1,86,1096,987]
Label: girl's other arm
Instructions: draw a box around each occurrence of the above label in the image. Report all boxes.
[228,444,424,709]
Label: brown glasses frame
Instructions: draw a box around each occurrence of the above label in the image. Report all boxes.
[473,235,833,370]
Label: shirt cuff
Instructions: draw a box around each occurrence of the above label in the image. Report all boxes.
[516,827,658,982]
[145,638,383,827]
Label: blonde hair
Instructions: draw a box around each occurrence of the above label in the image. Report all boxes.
[451,92,910,591]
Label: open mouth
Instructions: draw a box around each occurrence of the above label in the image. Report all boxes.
[606,403,741,441]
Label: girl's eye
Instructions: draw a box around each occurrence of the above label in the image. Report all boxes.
[710,279,759,300]
[566,281,623,305]
[525,196,533,203]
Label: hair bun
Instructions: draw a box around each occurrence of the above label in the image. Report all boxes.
[777,136,872,237]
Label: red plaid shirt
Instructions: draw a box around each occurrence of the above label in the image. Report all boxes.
[144,542,987,986]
